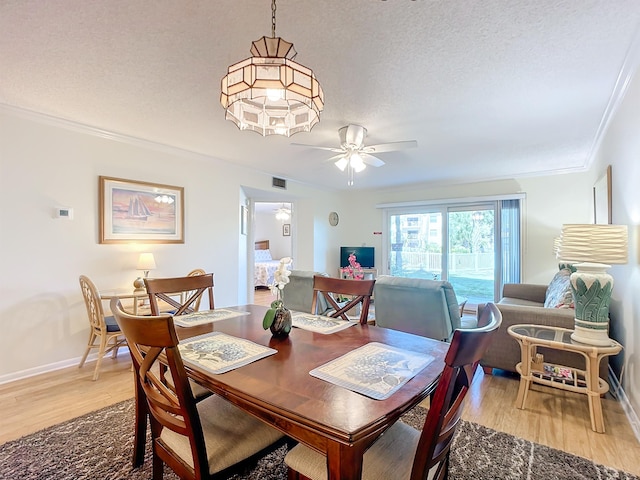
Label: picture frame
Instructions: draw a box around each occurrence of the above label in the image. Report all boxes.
[593,165,612,224]
[240,205,248,235]
[99,176,184,244]
[283,223,291,236]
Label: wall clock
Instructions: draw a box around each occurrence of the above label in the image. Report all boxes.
[329,211,339,226]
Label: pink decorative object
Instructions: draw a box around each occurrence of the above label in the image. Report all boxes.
[341,253,364,280]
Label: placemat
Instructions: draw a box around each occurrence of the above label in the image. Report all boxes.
[309,342,434,400]
[172,308,250,327]
[179,332,277,374]
[291,312,357,334]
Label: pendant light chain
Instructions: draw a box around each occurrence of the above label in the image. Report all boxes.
[271,0,277,38]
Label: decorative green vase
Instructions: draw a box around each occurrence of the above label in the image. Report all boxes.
[269,306,292,337]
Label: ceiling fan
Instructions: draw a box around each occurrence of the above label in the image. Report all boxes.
[292,124,418,185]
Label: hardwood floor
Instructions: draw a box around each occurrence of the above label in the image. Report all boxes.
[1,288,638,476]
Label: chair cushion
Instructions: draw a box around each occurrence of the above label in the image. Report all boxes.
[160,394,283,475]
[285,420,424,480]
[104,315,121,332]
[543,268,574,309]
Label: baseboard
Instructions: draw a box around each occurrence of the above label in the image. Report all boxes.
[609,365,640,442]
[0,349,130,386]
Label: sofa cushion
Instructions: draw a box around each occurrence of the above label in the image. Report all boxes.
[499,297,543,307]
[543,268,574,309]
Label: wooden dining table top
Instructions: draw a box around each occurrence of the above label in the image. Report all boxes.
[176,304,449,480]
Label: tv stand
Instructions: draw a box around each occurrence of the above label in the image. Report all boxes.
[338,268,377,280]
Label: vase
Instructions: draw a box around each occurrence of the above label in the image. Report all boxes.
[270,306,292,337]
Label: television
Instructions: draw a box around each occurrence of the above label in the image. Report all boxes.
[340,246,375,268]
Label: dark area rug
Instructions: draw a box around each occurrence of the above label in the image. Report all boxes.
[1,399,637,480]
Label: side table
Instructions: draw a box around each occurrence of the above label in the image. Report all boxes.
[507,324,622,433]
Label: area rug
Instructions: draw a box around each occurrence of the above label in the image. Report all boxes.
[1,399,637,480]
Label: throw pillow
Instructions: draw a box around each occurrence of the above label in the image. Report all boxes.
[544,268,574,309]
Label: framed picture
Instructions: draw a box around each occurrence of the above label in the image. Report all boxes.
[240,205,248,235]
[283,223,291,236]
[99,176,184,244]
[593,165,612,224]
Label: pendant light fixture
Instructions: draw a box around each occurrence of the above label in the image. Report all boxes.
[220,0,324,137]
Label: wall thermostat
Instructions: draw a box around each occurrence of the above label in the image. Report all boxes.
[55,207,74,219]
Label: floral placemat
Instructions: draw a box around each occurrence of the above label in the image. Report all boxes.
[291,312,357,334]
[172,308,250,327]
[309,342,434,400]
[178,332,277,374]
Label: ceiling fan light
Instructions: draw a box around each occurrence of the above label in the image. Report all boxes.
[350,153,366,172]
[335,157,348,171]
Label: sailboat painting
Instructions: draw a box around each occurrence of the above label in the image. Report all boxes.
[99,176,184,244]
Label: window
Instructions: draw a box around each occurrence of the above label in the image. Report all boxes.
[380,195,523,304]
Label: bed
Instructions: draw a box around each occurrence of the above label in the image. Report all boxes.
[254,240,282,288]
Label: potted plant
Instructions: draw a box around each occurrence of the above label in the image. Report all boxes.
[262,257,293,336]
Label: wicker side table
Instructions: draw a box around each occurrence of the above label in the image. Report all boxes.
[507,324,622,433]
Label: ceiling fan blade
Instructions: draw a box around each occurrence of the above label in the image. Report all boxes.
[361,153,385,167]
[363,140,418,154]
[290,143,343,153]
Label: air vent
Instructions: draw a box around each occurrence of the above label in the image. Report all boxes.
[272,177,287,189]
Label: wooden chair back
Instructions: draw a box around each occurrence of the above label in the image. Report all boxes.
[110,298,209,479]
[311,275,375,324]
[144,273,214,316]
[411,302,502,480]
[183,268,207,311]
[79,274,108,333]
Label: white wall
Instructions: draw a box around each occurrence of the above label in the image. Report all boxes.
[0,106,335,380]
[592,66,640,418]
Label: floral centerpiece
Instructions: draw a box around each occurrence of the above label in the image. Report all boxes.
[340,253,364,280]
[262,257,293,336]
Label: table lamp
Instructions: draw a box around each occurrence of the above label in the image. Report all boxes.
[133,252,157,294]
[557,224,628,346]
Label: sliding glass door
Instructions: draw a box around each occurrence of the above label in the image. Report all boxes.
[446,206,495,304]
[384,197,521,305]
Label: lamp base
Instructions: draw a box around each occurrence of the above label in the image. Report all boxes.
[570,326,612,346]
[133,277,146,294]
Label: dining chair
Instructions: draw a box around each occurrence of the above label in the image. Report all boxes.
[144,273,214,316]
[78,275,127,381]
[311,275,375,324]
[183,268,207,311]
[285,303,503,480]
[110,299,284,479]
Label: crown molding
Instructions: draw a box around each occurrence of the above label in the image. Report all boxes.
[0,103,215,163]
[586,26,640,167]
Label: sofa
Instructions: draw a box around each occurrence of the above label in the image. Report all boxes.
[373,276,476,342]
[478,269,608,378]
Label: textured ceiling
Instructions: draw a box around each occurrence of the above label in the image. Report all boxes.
[2,0,639,191]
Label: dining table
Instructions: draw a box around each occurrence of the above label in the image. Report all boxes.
[162,304,449,480]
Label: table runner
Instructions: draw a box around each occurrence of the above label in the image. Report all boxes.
[291,312,357,334]
[310,342,434,400]
[172,308,250,327]
[179,332,276,374]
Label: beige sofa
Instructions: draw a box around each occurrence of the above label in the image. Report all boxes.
[478,282,608,378]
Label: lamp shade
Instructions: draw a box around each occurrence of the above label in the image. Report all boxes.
[137,253,157,271]
[557,224,628,265]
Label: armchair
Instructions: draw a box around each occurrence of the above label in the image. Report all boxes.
[281,270,330,314]
[373,276,466,342]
